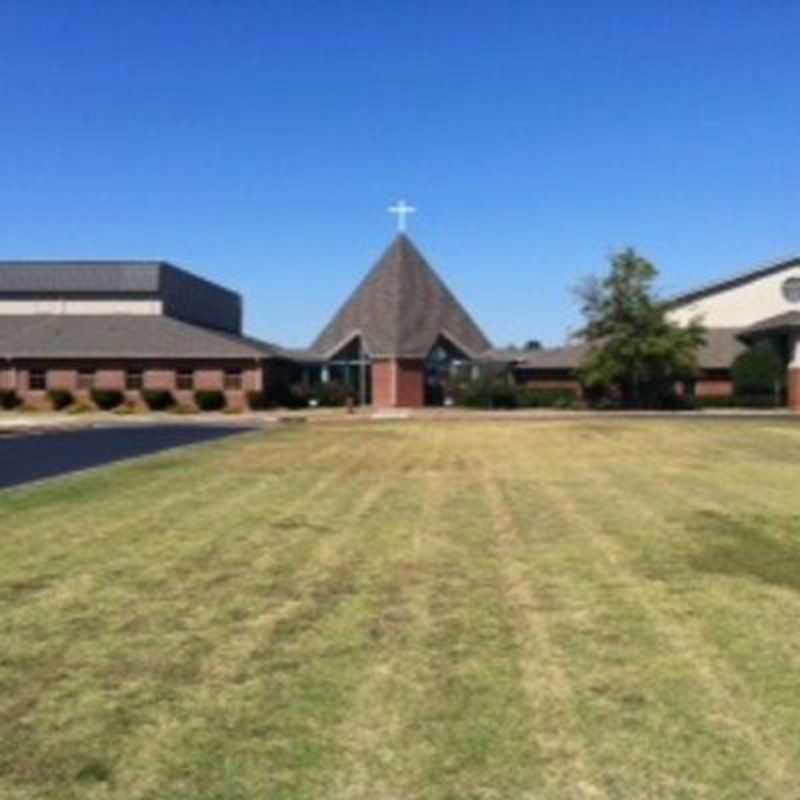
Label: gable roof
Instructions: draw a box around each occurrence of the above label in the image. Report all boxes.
[0,315,279,360]
[513,328,747,372]
[739,311,800,342]
[311,234,492,359]
[667,254,800,308]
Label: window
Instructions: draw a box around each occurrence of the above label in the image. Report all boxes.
[224,368,243,390]
[126,369,143,391]
[77,369,95,390]
[29,369,46,391]
[783,277,800,304]
[176,369,194,391]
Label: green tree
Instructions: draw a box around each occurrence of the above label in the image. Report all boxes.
[576,248,706,408]
[732,342,784,399]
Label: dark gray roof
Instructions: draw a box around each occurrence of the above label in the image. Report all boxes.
[0,316,278,359]
[0,261,164,294]
[514,328,746,372]
[697,328,748,368]
[667,254,800,308]
[514,342,587,370]
[0,261,244,335]
[311,235,493,359]
[739,311,800,341]
[277,347,320,364]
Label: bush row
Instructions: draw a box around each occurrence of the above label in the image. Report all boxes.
[448,379,580,410]
[0,388,241,413]
[693,394,781,409]
[0,389,21,410]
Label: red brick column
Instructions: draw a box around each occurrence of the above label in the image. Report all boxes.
[371,358,425,408]
[788,367,800,413]
[372,359,394,408]
[395,359,425,407]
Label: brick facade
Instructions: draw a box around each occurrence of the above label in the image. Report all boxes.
[694,378,734,397]
[2,361,266,410]
[787,367,800,412]
[372,358,425,408]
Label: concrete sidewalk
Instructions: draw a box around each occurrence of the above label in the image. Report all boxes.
[1,406,793,435]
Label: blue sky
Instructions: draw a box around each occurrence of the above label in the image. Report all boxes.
[1,1,798,347]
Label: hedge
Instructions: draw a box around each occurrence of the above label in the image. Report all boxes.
[142,389,176,411]
[697,394,780,409]
[194,390,227,411]
[732,343,784,396]
[0,390,21,410]
[90,388,125,410]
[47,389,74,411]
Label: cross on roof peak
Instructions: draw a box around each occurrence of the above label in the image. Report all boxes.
[388,200,416,233]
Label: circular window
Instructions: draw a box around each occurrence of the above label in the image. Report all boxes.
[783,277,800,303]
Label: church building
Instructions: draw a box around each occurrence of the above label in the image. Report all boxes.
[513,254,800,410]
[306,233,493,407]
[0,261,292,408]
[2,221,800,411]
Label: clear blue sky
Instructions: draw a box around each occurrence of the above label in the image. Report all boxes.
[1,1,798,347]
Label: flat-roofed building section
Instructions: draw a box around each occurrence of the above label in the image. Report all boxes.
[0,261,242,334]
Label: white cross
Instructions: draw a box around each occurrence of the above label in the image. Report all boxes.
[388,200,416,232]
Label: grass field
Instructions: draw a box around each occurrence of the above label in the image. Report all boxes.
[2,420,800,799]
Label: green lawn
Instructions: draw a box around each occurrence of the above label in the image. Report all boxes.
[3,420,800,799]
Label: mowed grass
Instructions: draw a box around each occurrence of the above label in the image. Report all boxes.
[2,421,800,799]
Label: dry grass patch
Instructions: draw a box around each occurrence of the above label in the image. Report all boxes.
[2,420,800,799]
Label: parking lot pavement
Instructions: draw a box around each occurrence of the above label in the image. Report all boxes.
[0,424,253,490]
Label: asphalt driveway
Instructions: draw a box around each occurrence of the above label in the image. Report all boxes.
[0,424,253,490]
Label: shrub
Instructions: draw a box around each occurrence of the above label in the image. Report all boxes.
[447,376,517,409]
[313,381,352,407]
[516,387,579,409]
[265,382,353,409]
[732,343,784,397]
[734,394,780,408]
[247,385,303,410]
[47,388,74,410]
[659,392,699,411]
[142,389,175,411]
[0,389,21,410]
[246,390,269,410]
[194,389,226,411]
[287,384,312,409]
[90,388,124,410]
[698,393,778,409]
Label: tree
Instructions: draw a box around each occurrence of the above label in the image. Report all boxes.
[732,342,784,399]
[575,248,705,408]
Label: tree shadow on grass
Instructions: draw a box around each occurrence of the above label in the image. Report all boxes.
[686,510,800,593]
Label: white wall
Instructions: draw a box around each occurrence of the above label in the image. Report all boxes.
[669,267,800,327]
[0,299,163,316]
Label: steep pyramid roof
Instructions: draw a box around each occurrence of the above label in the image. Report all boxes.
[311,235,492,359]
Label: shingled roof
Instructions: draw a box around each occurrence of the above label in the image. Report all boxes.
[738,311,800,342]
[0,261,183,295]
[0,316,279,359]
[513,328,747,371]
[311,235,492,359]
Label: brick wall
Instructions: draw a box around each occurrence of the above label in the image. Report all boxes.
[694,379,733,397]
[372,359,393,407]
[3,361,265,409]
[395,359,424,407]
[372,358,425,408]
[787,368,800,412]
